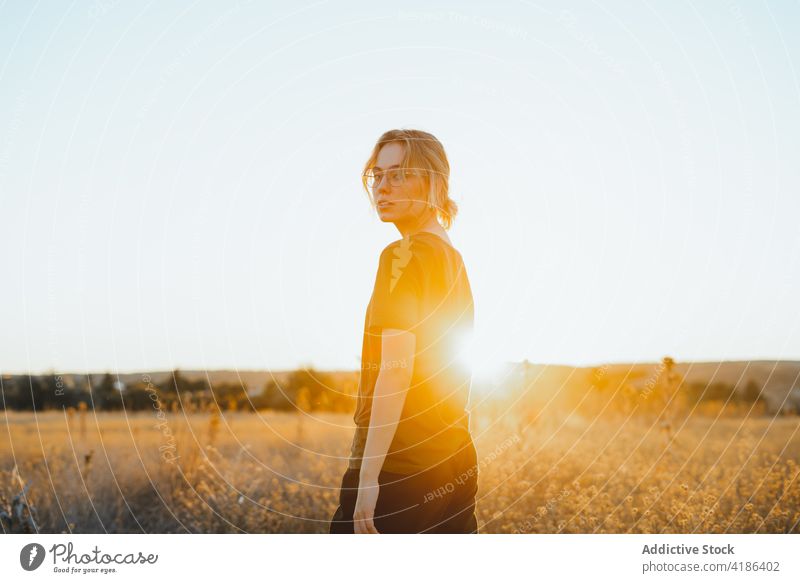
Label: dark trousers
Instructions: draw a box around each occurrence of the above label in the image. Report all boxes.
[329,439,479,534]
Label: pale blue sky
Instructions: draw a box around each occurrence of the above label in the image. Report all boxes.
[1,0,798,375]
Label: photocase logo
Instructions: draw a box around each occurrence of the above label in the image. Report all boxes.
[19,543,46,571]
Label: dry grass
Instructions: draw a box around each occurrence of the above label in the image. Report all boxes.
[1,408,797,533]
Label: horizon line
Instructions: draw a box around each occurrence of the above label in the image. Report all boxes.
[4,356,800,377]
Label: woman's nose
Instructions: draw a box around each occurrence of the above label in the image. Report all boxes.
[376,176,390,193]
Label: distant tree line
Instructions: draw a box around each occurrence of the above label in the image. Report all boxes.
[0,369,357,413]
[509,357,786,421]
[578,356,775,417]
[683,379,765,405]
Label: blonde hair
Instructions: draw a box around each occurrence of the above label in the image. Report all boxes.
[362,129,458,230]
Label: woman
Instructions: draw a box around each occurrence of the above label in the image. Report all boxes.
[329,129,479,534]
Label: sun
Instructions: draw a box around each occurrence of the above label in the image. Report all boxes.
[454,329,507,385]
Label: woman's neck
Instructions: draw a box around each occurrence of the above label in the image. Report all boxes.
[395,215,449,242]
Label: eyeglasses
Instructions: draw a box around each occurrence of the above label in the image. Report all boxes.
[363,168,423,190]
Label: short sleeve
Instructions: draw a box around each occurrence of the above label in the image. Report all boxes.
[368,236,423,332]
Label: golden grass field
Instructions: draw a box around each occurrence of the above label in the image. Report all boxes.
[1,408,798,533]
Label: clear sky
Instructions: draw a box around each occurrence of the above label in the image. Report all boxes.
[1,0,798,375]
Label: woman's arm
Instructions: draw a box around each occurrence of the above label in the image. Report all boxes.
[353,328,416,534]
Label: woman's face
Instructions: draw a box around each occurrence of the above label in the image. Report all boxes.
[372,142,431,226]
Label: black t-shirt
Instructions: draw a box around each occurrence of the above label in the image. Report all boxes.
[349,231,475,474]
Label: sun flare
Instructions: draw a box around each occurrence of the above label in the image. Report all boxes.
[454,329,507,385]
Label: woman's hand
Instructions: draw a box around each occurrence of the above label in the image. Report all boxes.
[353,479,380,534]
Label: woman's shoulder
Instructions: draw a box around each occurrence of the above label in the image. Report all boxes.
[379,236,413,263]
[378,233,464,277]
[375,237,418,280]
[383,234,449,262]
